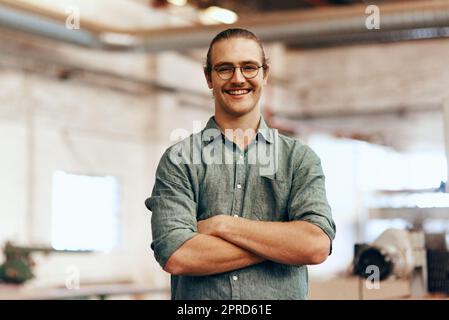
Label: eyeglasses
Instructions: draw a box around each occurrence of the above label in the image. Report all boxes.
[213,64,265,80]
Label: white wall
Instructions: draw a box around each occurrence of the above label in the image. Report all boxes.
[0,55,211,291]
[283,39,449,152]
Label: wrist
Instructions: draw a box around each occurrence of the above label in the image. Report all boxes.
[215,214,233,237]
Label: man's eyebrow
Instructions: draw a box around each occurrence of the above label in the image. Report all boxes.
[214,60,261,66]
[240,60,260,65]
[214,62,233,67]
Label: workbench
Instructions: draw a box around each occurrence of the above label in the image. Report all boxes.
[0,283,169,300]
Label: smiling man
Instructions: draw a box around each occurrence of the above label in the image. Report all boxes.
[146,28,336,300]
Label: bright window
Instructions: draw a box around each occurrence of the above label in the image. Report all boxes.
[51,171,121,252]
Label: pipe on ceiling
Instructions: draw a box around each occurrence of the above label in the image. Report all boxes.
[0,0,449,51]
[0,4,102,48]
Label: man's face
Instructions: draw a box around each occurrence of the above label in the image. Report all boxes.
[206,37,268,117]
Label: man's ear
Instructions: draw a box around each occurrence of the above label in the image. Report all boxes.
[263,66,269,85]
[204,69,213,89]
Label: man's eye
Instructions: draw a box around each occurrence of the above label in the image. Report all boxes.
[217,67,233,73]
[242,65,258,71]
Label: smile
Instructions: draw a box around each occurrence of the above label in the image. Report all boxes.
[225,89,252,96]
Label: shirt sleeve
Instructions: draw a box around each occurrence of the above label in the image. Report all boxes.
[288,144,336,254]
[145,147,198,269]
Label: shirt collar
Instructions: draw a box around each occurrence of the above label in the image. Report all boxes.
[202,116,273,146]
[256,116,273,144]
[202,117,223,146]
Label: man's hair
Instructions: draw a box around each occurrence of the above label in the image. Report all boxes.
[204,28,268,78]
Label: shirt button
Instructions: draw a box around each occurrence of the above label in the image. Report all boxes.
[232,276,238,281]
[237,184,242,189]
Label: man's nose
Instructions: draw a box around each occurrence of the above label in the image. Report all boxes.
[230,67,245,83]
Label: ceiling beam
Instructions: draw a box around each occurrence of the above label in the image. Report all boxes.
[1,0,449,51]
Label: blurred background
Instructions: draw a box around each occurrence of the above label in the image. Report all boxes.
[0,0,449,300]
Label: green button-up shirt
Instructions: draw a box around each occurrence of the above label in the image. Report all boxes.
[146,116,336,300]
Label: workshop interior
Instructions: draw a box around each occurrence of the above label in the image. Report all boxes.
[1,0,449,300]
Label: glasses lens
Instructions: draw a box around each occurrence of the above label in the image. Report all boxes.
[241,65,259,78]
[216,66,234,80]
[214,65,261,80]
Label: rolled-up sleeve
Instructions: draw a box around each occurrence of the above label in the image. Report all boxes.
[288,145,336,252]
[145,149,198,269]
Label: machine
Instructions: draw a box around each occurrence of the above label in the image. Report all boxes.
[353,228,449,297]
[0,241,88,284]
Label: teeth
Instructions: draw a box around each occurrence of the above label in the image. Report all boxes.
[228,89,250,95]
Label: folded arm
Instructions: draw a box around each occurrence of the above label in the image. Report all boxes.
[163,233,264,276]
[149,144,335,276]
[148,148,265,277]
[198,215,331,266]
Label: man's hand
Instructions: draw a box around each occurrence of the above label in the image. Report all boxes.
[199,215,331,266]
[197,214,231,236]
[196,214,330,265]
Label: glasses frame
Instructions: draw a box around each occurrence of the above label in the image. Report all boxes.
[213,64,266,80]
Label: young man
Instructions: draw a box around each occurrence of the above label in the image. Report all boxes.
[146,28,336,300]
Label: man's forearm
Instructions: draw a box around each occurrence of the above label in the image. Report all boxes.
[208,217,330,266]
[164,233,265,276]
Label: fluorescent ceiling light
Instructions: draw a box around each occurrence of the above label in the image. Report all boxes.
[199,6,238,25]
[100,33,139,47]
[167,0,187,6]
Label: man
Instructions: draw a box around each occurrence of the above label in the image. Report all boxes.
[146,28,336,300]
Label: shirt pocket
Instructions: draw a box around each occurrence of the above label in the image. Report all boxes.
[250,173,290,221]
[197,165,233,221]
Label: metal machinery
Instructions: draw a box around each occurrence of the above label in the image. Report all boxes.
[353,100,449,298]
[0,241,88,284]
[353,227,449,297]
